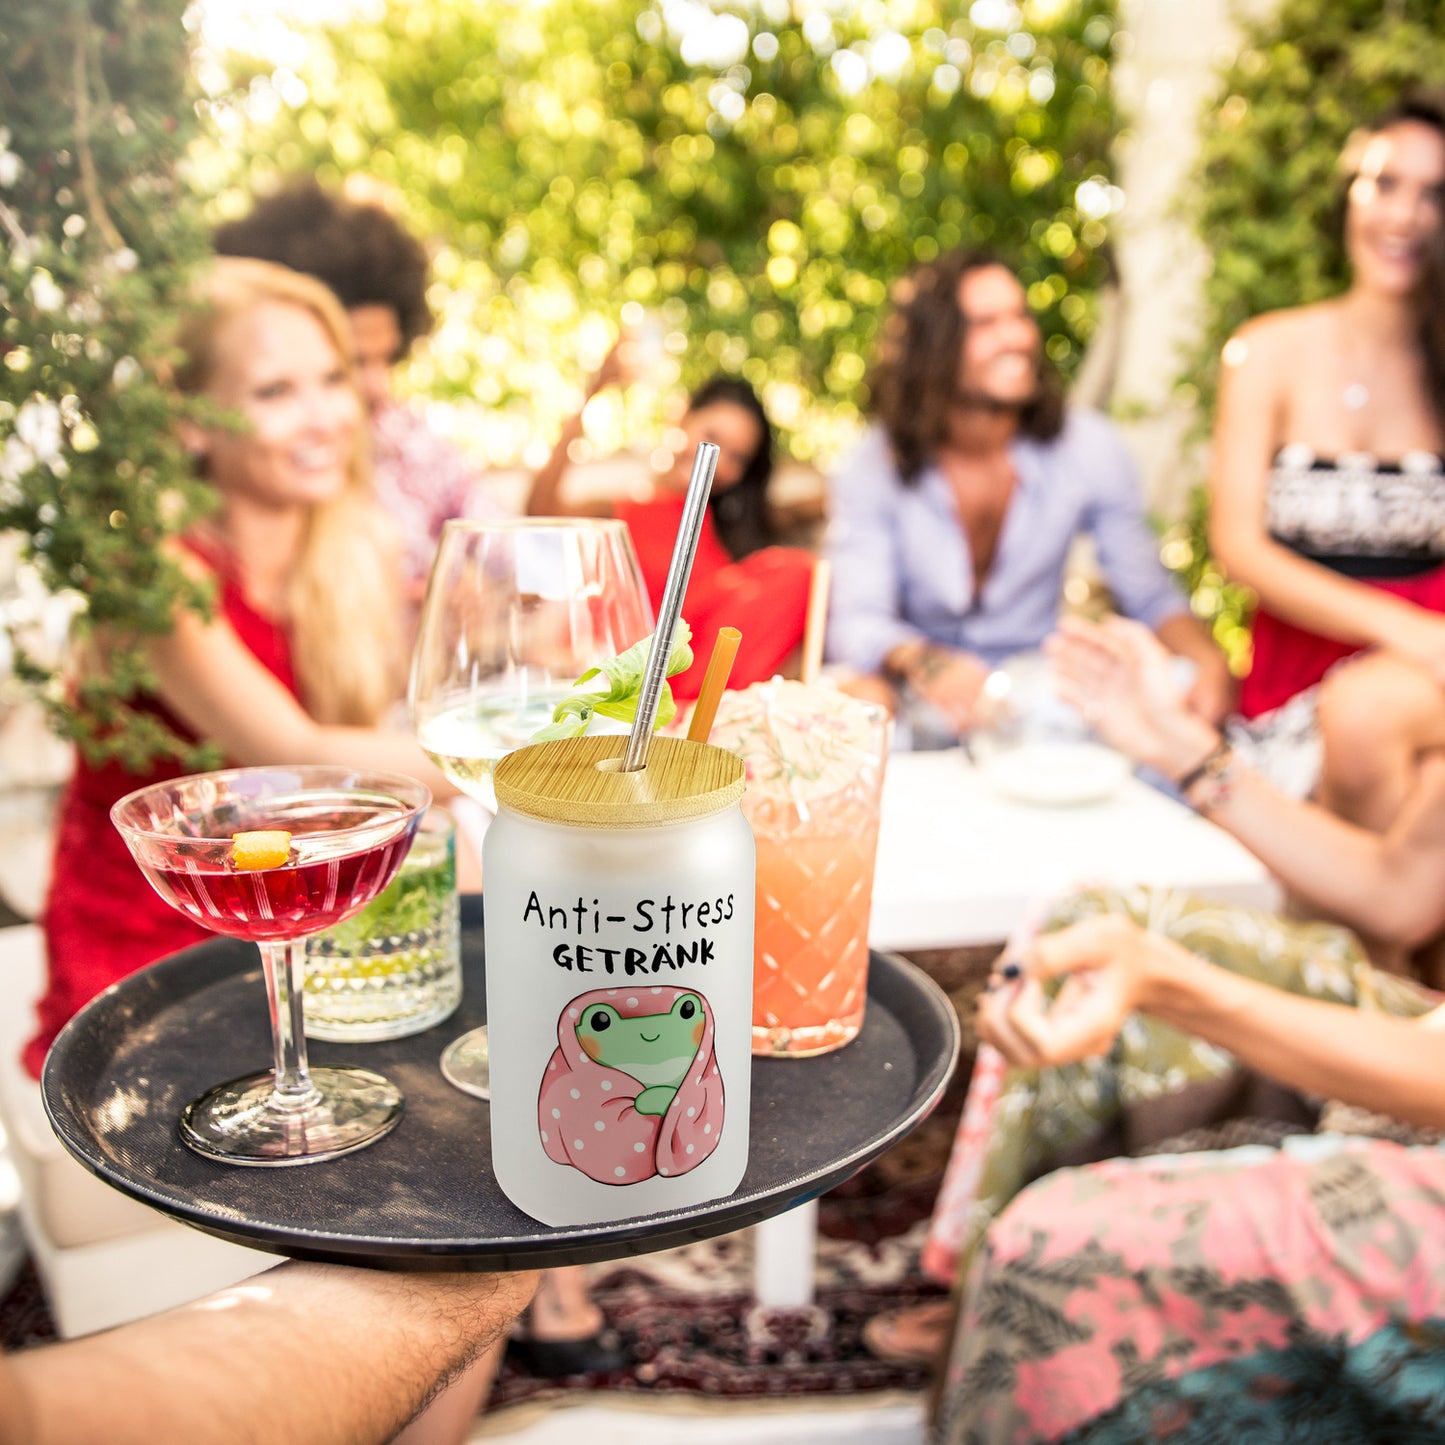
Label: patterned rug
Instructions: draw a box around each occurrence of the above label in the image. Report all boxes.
[0,945,997,1408]
[0,1256,57,1353]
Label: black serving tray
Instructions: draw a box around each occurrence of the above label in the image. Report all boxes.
[42,897,959,1272]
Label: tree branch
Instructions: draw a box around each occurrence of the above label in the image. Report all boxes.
[71,17,126,254]
[0,197,31,256]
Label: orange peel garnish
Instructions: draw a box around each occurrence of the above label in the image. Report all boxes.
[230,830,292,870]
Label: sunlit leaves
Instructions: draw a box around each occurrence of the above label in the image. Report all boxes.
[0,0,218,769]
[201,0,1117,466]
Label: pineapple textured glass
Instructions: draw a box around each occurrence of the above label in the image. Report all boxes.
[303,809,462,1042]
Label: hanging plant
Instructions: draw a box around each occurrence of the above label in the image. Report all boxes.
[0,0,217,771]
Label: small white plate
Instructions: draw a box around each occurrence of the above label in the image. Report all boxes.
[978,740,1131,807]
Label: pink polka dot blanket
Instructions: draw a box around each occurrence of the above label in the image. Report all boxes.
[538,985,726,1186]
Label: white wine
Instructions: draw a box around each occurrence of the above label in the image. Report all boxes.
[419,691,571,806]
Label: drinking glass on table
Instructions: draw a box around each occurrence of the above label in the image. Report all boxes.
[969,650,1129,805]
[409,518,654,1098]
[110,765,430,1165]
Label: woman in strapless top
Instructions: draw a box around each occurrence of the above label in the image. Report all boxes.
[1250,444,1445,710]
[1210,92,1445,825]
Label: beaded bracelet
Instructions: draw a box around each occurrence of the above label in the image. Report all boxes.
[1175,739,1236,812]
[899,643,952,686]
[1174,738,1228,793]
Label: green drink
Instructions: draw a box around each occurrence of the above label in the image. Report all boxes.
[303,810,462,1042]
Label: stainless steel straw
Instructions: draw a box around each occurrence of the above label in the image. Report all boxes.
[620,440,720,772]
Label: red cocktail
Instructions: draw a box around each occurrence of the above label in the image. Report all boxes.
[138,798,416,940]
[112,767,430,1165]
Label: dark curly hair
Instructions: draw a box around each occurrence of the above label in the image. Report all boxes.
[688,375,776,560]
[213,180,432,355]
[866,248,1064,485]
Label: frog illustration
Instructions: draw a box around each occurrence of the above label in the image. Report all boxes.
[573,993,705,1117]
[538,985,725,1185]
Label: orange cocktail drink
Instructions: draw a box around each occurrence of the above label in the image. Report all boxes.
[711,681,889,1056]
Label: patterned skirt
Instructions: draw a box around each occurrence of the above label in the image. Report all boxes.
[933,1137,1445,1443]
[927,888,1445,1442]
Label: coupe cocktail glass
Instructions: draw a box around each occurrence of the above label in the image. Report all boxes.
[410,518,653,1098]
[111,765,430,1165]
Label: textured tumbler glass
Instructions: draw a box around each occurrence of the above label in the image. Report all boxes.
[711,681,889,1058]
[303,810,462,1042]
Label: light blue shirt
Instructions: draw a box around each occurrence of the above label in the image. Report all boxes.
[824,412,1188,674]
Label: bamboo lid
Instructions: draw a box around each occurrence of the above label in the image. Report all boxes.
[493,734,745,829]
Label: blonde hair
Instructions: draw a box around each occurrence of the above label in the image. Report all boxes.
[176,257,403,727]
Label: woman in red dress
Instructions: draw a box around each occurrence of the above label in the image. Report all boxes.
[34,257,449,1075]
[1209,94,1445,823]
[526,367,815,699]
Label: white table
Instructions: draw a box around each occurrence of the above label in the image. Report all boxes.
[870,750,1280,951]
[753,749,1280,1310]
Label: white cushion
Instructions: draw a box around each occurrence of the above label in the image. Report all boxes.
[0,924,269,1336]
[0,926,167,1247]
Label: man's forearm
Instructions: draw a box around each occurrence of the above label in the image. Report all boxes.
[8,1262,537,1445]
[882,637,984,686]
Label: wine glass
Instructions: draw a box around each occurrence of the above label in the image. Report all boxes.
[410,518,654,1098]
[111,765,430,1165]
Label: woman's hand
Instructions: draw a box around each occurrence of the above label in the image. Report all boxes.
[1047,616,1219,778]
[989,912,1445,1127]
[1183,651,1237,727]
[1376,608,1445,686]
[976,914,1173,1068]
[584,338,630,398]
[586,330,656,399]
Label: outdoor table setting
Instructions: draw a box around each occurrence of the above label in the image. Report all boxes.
[38,445,960,1277]
[870,747,1280,953]
[871,653,1280,953]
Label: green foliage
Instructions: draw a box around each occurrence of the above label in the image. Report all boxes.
[0,0,218,770]
[1176,0,1445,666]
[202,0,1120,469]
[0,0,1125,766]
[1190,0,1445,416]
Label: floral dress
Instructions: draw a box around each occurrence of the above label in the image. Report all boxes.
[926,887,1445,1443]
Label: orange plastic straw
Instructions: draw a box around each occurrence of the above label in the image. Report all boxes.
[687,627,742,743]
[800,557,831,685]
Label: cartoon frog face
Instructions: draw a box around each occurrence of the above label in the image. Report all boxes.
[541,986,725,1181]
[574,993,705,1089]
